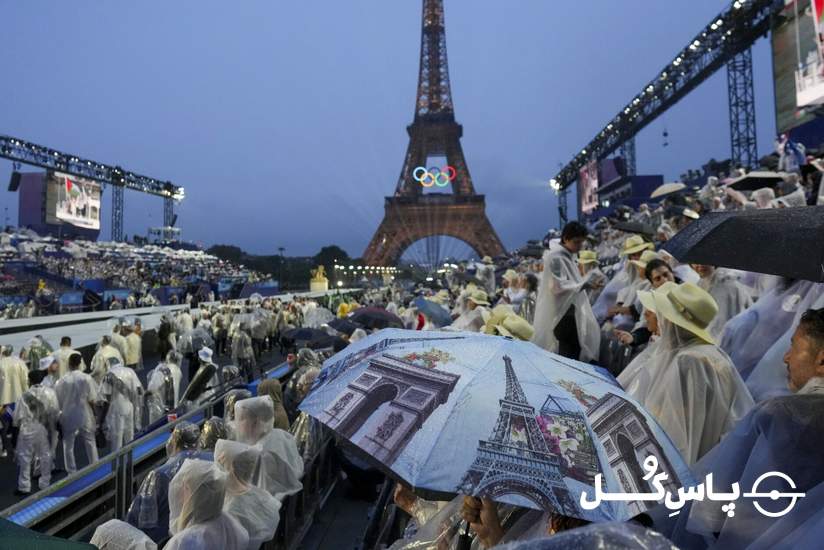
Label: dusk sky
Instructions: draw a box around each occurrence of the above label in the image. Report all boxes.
[0,1,777,258]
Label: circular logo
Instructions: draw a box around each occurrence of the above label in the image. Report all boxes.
[744,471,806,518]
[413,166,457,188]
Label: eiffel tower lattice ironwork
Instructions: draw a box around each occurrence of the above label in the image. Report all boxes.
[457,356,579,515]
[362,0,505,266]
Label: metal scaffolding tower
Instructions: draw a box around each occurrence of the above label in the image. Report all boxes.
[727,48,758,169]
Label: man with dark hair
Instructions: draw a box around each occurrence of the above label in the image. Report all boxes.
[644,258,677,288]
[53,336,84,379]
[54,352,99,473]
[531,222,600,361]
[664,307,824,547]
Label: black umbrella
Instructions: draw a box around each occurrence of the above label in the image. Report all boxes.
[347,307,404,330]
[724,171,784,192]
[328,317,363,336]
[613,220,656,237]
[663,206,824,282]
[282,327,337,349]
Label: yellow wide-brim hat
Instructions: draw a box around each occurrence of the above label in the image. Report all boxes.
[652,282,718,345]
[637,281,676,313]
[494,314,534,341]
[620,235,654,256]
[578,250,599,265]
[631,250,660,270]
[483,304,515,334]
[469,289,490,306]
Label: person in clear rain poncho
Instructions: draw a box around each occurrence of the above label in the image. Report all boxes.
[127,422,211,544]
[692,264,753,339]
[621,282,754,465]
[55,352,99,473]
[1,345,29,459]
[145,351,183,424]
[494,522,678,550]
[223,389,252,440]
[231,324,256,381]
[233,395,303,500]
[531,222,601,362]
[653,307,824,550]
[90,335,125,385]
[12,384,55,495]
[53,336,86,378]
[101,358,144,452]
[720,279,823,382]
[215,439,281,550]
[198,416,227,452]
[166,458,249,550]
[257,379,290,431]
[90,519,157,550]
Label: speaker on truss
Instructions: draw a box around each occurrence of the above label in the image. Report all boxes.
[171,214,178,227]
[8,171,21,192]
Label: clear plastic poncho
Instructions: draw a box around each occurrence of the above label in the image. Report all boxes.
[495,522,678,550]
[146,363,179,424]
[215,439,281,549]
[90,519,157,550]
[0,353,29,405]
[531,244,601,362]
[745,287,824,402]
[697,269,754,339]
[90,340,125,385]
[234,396,303,499]
[223,389,252,440]
[101,365,144,445]
[623,318,755,465]
[653,383,824,550]
[54,369,99,432]
[166,459,249,550]
[592,261,629,324]
[720,280,823,381]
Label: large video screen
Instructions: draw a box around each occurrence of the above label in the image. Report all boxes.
[45,171,102,229]
[578,159,599,216]
[772,0,819,134]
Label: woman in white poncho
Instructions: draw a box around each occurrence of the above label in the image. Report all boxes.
[621,282,754,465]
[166,459,249,550]
[215,439,281,550]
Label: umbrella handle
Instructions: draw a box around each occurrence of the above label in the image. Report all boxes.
[456,521,473,550]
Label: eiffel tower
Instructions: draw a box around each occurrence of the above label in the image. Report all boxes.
[458,356,579,515]
[362,0,505,266]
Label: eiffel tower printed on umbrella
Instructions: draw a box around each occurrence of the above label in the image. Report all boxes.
[458,355,581,516]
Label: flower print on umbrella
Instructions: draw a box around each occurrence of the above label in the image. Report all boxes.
[402,348,453,369]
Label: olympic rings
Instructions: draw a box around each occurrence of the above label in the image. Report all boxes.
[413,165,457,188]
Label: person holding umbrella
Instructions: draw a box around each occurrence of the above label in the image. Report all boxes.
[532,221,601,362]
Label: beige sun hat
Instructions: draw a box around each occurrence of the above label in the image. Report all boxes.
[502,269,519,283]
[652,282,719,344]
[578,250,599,265]
[494,314,535,341]
[468,289,490,306]
[483,304,516,334]
[631,250,660,270]
[482,256,494,264]
[620,235,654,256]
[637,281,677,313]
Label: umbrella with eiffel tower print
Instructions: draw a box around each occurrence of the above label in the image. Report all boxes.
[300,329,693,522]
